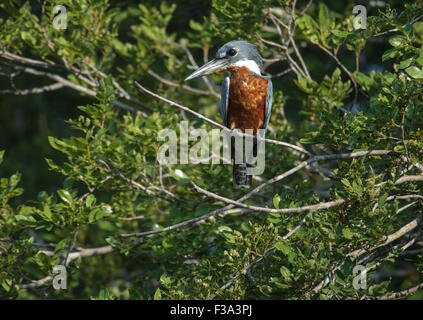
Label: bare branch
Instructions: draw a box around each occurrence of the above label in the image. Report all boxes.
[2,63,148,117]
[190,179,345,213]
[265,67,292,78]
[19,245,114,289]
[147,69,219,97]
[395,175,423,185]
[167,39,219,96]
[0,48,60,70]
[376,281,423,300]
[0,82,64,95]
[0,50,152,116]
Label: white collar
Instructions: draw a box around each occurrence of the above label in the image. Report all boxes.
[233,60,261,75]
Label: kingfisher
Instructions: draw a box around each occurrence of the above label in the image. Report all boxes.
[185,40,273,188]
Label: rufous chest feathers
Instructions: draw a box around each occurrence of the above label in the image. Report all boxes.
[226,66,268,132]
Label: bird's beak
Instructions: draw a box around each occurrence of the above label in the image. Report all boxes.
[184,58,227,81]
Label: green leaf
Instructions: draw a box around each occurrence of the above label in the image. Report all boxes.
[280,266,292,280]
[318,2,331,33]
[416,50,423,67]
[15,215,37,226]
[273,194,280,209]
[388,37,405,47]
[98,287,111,300]
[88,206,112,223]
[341,179,351,188]
[382,48,400,62]
[275,241,292,255]
[154,288,162,300]
[299,137,315,144]
[397,57,413,69]
[2,279,12,292]
[217,226,232,233]
[342,228,353,239]
[57,189,73,205]
[86,194,96,207]
[171,169,189,181]
[63,177,74,189]
[331,30,349,37]
[54,239,68,254]
[9,173,21,188]
[405,66,423,79]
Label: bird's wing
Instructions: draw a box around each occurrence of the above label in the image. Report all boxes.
[263,78,273,130]
[220,76,230,127]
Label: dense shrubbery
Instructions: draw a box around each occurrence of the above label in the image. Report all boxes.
[1,0,423,299]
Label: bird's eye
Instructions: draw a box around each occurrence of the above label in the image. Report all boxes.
[227,48,237,56]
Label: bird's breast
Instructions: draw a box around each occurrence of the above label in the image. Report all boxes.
[227,66,268,133]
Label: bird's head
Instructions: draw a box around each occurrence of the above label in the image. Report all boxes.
[184,40,263,81]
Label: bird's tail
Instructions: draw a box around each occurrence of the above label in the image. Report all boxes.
[231,135,258,189]
[232,163,252,189]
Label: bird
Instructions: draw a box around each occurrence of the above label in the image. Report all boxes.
[185,40,273,188]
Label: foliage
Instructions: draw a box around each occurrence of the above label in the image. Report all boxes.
[1,0,423,300]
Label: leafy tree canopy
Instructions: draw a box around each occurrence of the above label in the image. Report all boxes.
[1,0,423,299]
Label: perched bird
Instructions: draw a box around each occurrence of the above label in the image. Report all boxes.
[185,40,273,188]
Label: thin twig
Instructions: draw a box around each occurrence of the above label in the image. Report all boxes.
[316,44,358,107]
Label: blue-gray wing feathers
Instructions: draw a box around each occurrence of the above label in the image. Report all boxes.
[220,76,230,127]
[263,78,273,130]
